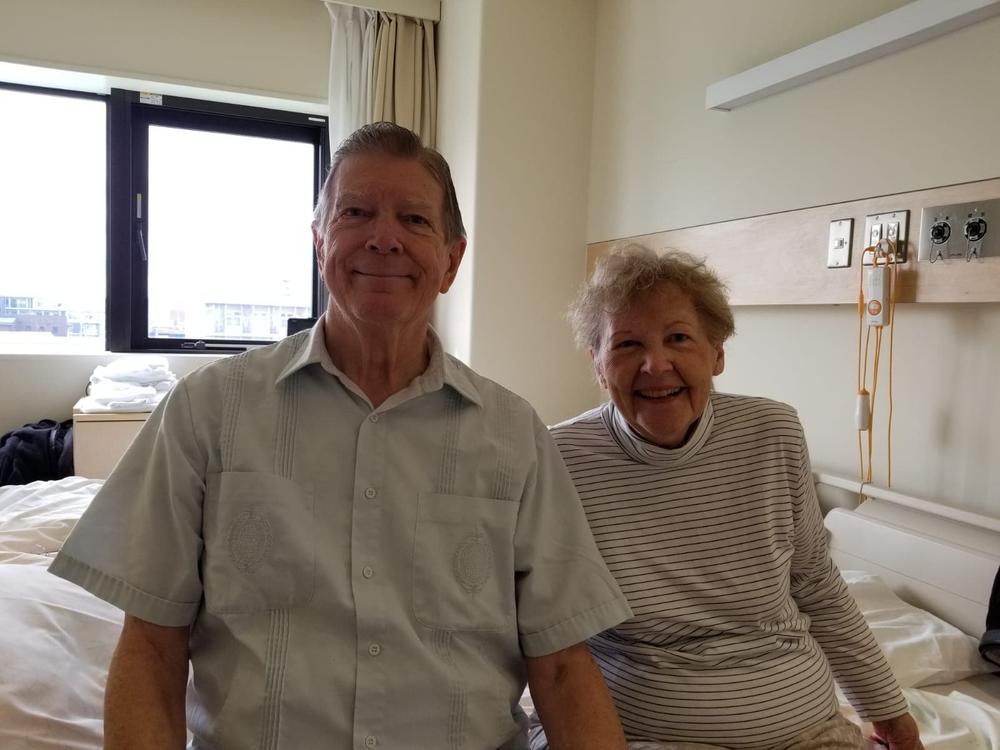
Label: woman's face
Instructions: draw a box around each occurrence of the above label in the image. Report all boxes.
[592,285,725,448]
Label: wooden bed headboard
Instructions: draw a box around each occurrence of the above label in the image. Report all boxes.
[586,176,1000,305]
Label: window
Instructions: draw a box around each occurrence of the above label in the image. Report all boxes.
[108,90,328,351]
[0,80,328,354]
[0,85,107,352]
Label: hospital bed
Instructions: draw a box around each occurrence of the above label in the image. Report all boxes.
[818,473,1000,749]
[1,475,997,748]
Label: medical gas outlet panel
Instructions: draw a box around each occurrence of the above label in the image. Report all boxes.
[918,198,999,262]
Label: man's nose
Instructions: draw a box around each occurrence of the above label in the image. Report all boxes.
[366,214,403,254]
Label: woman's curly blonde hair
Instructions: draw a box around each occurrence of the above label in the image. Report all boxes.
[568,243,735,352]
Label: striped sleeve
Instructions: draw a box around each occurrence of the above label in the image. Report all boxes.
[789,421,909,722]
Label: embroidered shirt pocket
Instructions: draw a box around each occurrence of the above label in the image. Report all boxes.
[412,492,519,632]
[203,471,315,614]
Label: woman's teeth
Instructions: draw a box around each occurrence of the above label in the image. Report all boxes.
[638,387,683,398]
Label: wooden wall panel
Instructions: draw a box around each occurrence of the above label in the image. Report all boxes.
[586,177,1000,305]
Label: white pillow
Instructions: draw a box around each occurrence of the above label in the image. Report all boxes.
[842,570,996,688]
[0,477,102,561]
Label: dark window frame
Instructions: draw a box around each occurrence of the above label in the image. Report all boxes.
[0,81,110,346]
[0,82,327,354]
[107,89,329,353]
[0,80,106,102]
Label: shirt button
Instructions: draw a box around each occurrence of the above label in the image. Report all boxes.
[364,487,377,499]
[364,736,377,748]
[368,643,381,656]
[368,413,379,423]
[362,566,374,579]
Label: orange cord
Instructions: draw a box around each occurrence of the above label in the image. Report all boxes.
[887,249,897,487]
[868,326,883,484]
[856,241,899,489]
[857,247,873,486]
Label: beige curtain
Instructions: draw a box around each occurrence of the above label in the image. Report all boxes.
[326,4,378,148]
[325,4,437,148]
[370,12,437,146]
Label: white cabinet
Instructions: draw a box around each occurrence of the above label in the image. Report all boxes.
[72,412,149,480]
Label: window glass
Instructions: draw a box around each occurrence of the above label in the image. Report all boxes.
[146,125,314,343]
[0,89,106,352]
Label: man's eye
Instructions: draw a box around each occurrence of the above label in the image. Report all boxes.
[405,214,429,225]
[340,207,365,218]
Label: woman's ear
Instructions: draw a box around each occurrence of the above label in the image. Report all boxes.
[589,348,607,389]
[712,345,725,377]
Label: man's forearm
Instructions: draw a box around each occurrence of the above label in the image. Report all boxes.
[104,615,189,750]
[527,642,626,750]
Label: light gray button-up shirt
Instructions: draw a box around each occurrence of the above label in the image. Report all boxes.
[51,319,631,749]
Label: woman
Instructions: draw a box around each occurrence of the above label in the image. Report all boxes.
[536,246,922,750]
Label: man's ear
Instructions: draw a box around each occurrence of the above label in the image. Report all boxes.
[589,348,607,389]
[312,224,325,268]
[439,238,467,294]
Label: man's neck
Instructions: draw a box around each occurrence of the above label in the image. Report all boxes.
[323,312,432,408]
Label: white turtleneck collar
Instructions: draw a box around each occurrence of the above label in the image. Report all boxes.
[600,394,715,467]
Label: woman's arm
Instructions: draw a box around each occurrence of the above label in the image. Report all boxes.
[104,614,190,750]
[786,421,915,736]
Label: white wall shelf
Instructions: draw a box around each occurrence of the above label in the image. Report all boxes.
[706,0,1000,111]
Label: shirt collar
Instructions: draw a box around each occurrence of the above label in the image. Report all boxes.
[275,316,336,384]
[275,315,482,408]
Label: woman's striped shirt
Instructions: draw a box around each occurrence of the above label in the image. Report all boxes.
[549,392,907,748]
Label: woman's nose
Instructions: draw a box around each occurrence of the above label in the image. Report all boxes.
[641,347,675,375]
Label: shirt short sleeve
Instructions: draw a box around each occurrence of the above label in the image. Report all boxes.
[513,417,632,657]
[49,378,210,626]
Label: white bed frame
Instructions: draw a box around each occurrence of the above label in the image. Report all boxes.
[816,473,1000,639]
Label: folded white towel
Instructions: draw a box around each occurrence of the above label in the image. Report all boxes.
[90,374,176,395]
[90,355,173,385]
[78,356,178,413]
[73,394,165,413]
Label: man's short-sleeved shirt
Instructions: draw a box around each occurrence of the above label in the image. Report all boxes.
[51,319,630,749]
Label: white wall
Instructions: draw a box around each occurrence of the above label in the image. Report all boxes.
[437,0,600,424]
[434,0,484,363]
[587,0,1000,516]
[0,0,329,103]
[0,353,218,433]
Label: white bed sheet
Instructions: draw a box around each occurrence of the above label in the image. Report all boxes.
[0,553,122,750]
[0,478,119,749]
[841,681,1000,750]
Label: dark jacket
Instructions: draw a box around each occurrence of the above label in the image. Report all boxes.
[0,419,74,486]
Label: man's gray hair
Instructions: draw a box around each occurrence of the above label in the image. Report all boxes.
[568,243,736,351]
[313,122,466,244]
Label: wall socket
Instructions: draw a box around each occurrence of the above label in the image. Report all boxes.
[862,210,908,264]
[827,218,853,268]
[917,198,999,262]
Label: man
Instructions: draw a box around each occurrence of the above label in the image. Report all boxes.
[51,122,632,749]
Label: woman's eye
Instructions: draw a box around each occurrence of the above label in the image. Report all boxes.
[341,207,365,218]
[613,339,638,349]
[668,333,690,344]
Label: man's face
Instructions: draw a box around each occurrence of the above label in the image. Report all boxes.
[313,153,465,330]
